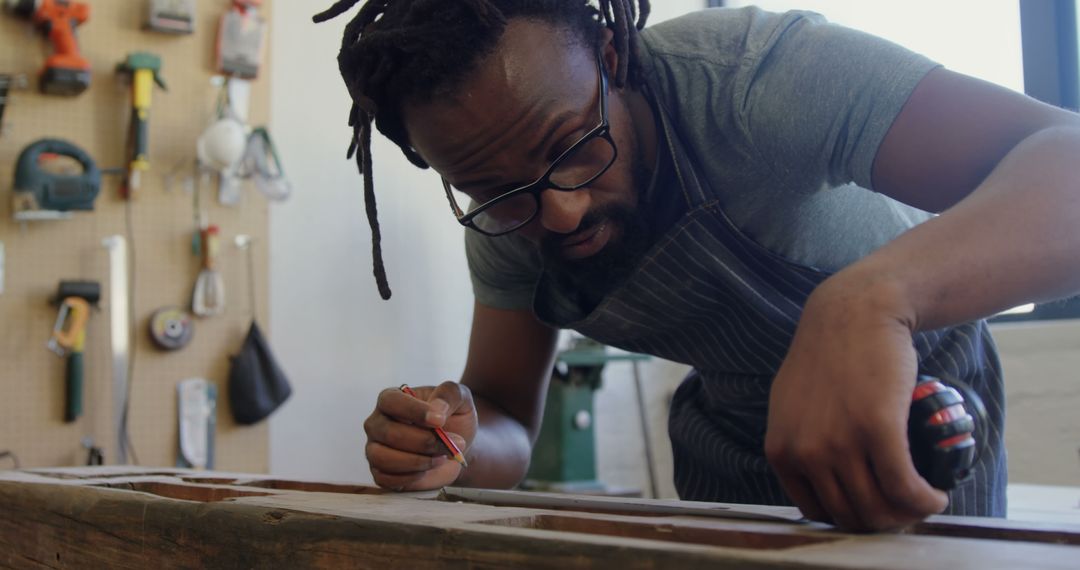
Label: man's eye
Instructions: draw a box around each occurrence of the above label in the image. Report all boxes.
[549,131,586,162]
[474,185,516,203]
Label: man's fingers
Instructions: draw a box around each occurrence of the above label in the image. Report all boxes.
[869,427,950,516]
[803,467,862,530]
[429,381,475,424]
[381,382,474,428]
[370,467,425,491]
[777,470,825,522]
[836,456,913,531]
[376,387,434,425]
[371,462,464,492]
[366,441,448,474]
[363,414,443,455]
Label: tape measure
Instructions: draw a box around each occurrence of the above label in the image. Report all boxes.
[149,307,194,350]
[908,375,988,490]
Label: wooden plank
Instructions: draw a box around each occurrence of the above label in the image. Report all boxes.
[1,467,1079,569]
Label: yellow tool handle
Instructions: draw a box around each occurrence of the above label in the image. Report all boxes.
[51,297,90,350]
[130,68,155,169]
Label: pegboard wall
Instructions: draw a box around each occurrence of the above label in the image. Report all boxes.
[0,1,273,471]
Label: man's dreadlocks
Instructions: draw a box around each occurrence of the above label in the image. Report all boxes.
[313,0,651,299]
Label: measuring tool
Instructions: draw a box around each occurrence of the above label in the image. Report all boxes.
[116,52,167,198]
[2,0,91,95]
[909,375,988,491]
[102,236,131,463]
[47,280,100,423]
[11,138,100,221]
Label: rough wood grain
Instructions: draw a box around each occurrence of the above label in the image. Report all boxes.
[2,467,1079,569]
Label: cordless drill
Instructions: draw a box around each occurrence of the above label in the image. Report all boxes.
[3,0,91,96]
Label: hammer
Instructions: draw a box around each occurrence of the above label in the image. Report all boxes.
[48,280,100,423]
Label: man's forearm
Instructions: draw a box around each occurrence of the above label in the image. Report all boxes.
[453,395,535,488]
[819,126,1080,331]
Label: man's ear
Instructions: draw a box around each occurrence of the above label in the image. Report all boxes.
[598,26,619,84]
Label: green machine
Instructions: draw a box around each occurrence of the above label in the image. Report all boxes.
[522,337,656,496]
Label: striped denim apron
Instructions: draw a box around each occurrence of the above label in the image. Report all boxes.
[533,101,1007,517]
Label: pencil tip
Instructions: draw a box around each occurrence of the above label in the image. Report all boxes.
[455,454,468,468]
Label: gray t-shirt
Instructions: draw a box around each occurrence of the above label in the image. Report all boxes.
[467,7,938,311]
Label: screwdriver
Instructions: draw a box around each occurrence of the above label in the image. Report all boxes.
[400,384,469,468]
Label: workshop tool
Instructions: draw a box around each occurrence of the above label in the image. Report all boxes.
[523,338,651,496]
[229,321,293,424]
[235,234,255,315]
[197,116,247,172]
[47,280,101,423]
[0,450,19,469]
[400,385,468,467]
[149,307,194,350]
[197,114,247,205]
[227,235,293,425]
[241,126,291,201]
[216,0,266,79]
[909,375,988,491]
[0,73,28,134]
[441,488,806,523]
[191,224,225,316]
[80,436,103,465]
[11,138,100,221]
[103,235,131,463]
[2,0,91,95]
[116,52,167,198]
[177,377,216,470]
[146,0,195,34]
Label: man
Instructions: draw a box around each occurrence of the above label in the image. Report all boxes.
[314,0,1080,531]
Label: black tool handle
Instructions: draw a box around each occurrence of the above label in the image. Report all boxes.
[133,108,149,164]
[909,375,987,490]
[65,352,84,423]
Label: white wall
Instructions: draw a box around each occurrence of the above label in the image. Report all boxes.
[268,1,704,484]
[268,3,472,482]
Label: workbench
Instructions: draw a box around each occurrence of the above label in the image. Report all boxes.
[1,467,1078,569]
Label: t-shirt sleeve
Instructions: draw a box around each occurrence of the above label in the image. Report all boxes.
[732,9,940,191]
[464,228,543,311]
[641,7,940,193]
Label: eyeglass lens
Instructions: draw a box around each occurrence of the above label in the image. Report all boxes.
[459,136,615,234]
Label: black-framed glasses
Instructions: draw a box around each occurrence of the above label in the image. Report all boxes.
[442,55,617,236]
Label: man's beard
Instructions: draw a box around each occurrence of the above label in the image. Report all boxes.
[540,159,654,303]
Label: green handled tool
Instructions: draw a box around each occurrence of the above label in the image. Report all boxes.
[116,52,166,198]
[47,280,100,422]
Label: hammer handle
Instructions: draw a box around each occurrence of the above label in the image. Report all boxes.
[65,351,83,423]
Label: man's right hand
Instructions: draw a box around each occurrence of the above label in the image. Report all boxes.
[364,381,479,491]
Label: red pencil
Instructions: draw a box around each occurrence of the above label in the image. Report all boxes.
[399,384,469,468]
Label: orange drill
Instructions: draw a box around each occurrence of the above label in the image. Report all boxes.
[3,0,91,96]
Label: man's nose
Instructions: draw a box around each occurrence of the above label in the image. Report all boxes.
[538,188,590,234]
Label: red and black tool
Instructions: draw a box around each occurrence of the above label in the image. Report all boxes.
[909,375,988,491]
[3,0,92,96]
